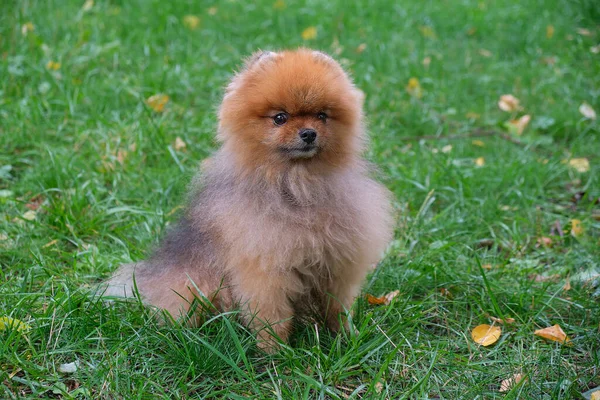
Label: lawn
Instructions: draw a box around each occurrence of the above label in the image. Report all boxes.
[1,0,599,398]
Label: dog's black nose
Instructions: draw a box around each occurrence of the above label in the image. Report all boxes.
[299,129,317,144]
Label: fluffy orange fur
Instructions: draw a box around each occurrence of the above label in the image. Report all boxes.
[105,49,394,351]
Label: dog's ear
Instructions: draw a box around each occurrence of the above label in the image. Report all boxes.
[244,50,278,69]
[311,50,336,64]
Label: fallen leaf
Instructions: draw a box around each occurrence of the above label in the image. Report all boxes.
[355,43,367,53]
[471,324,502,346]
[422,56,431,68]
[498,94,521,112]
[536,237,553,248]
[406,77,423,98]
[301,26,317,40]
[591,45,600,54]
[116,149,127,164]
[58,360,79,374]
[26,194,44,211]
[207,7,218,15]
[568,158,590,173]
[591,389,600,400]
[21,22,35,36]
[466,112,481,120]
[0,316,31,333]
[490,316,516,325]
[467,27,477,36]
[42,239,58,248]
[0,233,8,241]
[577,28,592,36]
[563,279,571,291]
[570,219,584,237]
[441,145,452,153]
[82,0,94,11]
[507,114,531,135]
[478,49,492,58]
[273,0,286,10]
[374,381,384,394]
[546,25,555,39]
[500,373,524,392]
[46,61,61,71]
[173,136,187,151]
[534,324,570,344]
[418,26,436,39]
[366,290,400,306]
[439,288,453,298]
[22,210,37,221]
[472,139,485,147]
[182,15,200,30]
[146,94,169,112]
[530,274,560,282]
[579,103,597,120]
[475,157,485,167]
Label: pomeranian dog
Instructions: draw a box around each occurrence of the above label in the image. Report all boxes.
[105,49,393,351]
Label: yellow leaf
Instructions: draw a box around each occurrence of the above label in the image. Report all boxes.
[546,25,555,39]
[441,145,452,154]
[183,15,200,30]
[42,239,58,248]
[46,60,61,71]
[418,26,436,39]
[482,263,492,270]
[207,7,218,16]
[366,290,399,306]
[500,373,524,392]
[301,26,317,40]
[591,390,600,400]
[0,316,31,333]
[21,22,35,36]
[472,139,485,147]
[146,94,170,113]
[173,136,187,151]
[570,219,584,237]
[534,324,570,344]
[471,324,502,346]
[568,158,590,173]
[406,77,423,98]
[507,114,531,135]
[490,316,515,325]
[579,102,596,120]
[475,157,485,167]
[498,94,521,112]
[273,0,286,10]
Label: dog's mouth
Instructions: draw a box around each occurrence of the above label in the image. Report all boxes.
[279,145,319,159]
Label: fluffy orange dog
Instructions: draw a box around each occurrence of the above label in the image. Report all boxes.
[105,49,393,350]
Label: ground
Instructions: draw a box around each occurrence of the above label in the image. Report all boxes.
[1,0,599,398]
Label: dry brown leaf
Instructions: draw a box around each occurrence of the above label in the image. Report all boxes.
[355,43,367,54]
[500,373,524,392]
[536,237,553,248]
[570,219,584,237]
[366,290,399,306]
[530,274,560,282]
[116,149,127,165]
[26,194,44,211]
[579,103,597,120]
[471,324,501,346]
[490,316,515,325]
[498,94,521,112]
[563,279,571,291]
[439,288,453,298]
[301,26,317,40]
[507,114,531,135]
[374,381,384,394]
[482,263,492,270]
[173,136,187,151]
[146,94,169,113]
[534,324,570,344]
[42,239,58,248]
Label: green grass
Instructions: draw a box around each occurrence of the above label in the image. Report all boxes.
[1,0,599,398]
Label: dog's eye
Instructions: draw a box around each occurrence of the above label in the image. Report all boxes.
[317,112,328,122]
[273,113,289,126]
